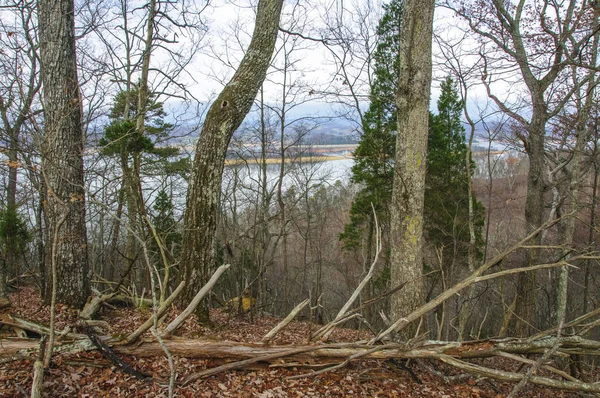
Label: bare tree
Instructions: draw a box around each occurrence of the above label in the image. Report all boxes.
[442,0,600,336]
[0,0,41,299]
[181,0,284,320]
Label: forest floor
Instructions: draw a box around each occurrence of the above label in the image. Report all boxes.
[0,287,590,397]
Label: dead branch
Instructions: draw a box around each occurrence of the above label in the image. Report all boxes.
[314,205,382,341]
[507,326,565,397]
[161,264,230,338]
[80,291,118,320]
[370,219,566,344]
[4,330,600,394]
[181,343,359,386]
[262,298,310,343]
[438,354,600,393]
[125,280,185,344]
[29,337,46,398]
[532,306,600,340]
[496,352,580,383]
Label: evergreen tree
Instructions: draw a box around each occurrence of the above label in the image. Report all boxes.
[339,0,402,253]
[0,207,31,298]
[99,87,173,157]
[99,87,183,291]
[152,189,181,252]
[425,76,485,272]
[341,0,484,287]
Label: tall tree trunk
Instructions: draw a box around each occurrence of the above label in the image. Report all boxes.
[388,0,435,339]
[121,157,140,289]
[0,129,18,299]
[38,0,90,307]
[584,155,599,315]
[512,112,547,337]
[458,84,478,341]
[180,0,283,321]
[558,28,598,323]
[108,175,126,283]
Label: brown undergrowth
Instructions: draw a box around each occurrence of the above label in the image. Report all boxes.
[0,287,585,397]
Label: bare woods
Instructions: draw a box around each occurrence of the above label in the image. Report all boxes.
[1,0,600,396]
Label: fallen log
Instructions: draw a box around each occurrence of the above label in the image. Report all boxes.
[4,335,600,364]
[4,334,600,393]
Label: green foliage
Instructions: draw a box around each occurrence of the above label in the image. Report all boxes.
[99,87,175,158]
[340,0,485,274]
[339,0,402,251]
[0,207,31,254]
[425,76,485,264]
[163,157,191,180]
[99,119,154,156]
[108,88,173,138]
[151,189,181,251]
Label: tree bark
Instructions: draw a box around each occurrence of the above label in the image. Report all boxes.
[180,0,283,320]
[388,0,435,339]
[38,0,90,308]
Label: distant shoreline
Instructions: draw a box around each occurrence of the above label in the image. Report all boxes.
[225,154,352,166]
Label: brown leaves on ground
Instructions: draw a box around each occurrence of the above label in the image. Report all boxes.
[0,287,585,397]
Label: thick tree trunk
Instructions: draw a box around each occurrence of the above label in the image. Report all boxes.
[180,0,283,320]
[512,114,547,337]
[38,0,89,308]
[388,0,435,339]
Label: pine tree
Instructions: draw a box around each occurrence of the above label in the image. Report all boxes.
[152,189,181,252]
[339,0,402,255]
[425,76,484,272]
[99,88,180,291]
[99,87,173,157]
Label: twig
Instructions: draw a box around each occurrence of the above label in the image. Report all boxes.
[314,205,382,341]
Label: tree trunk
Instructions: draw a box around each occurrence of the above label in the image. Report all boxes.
[512,111,547,337]
[557,26,598,324]
[38,0,90,308]
[0,130,18,299]
[388,0,435,339]
[180,0,283,320]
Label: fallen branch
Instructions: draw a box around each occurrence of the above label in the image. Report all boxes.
[4,332,600,394]
[262,298,309,343]
[30,337,46,398]
[370,219,580,344]
[124,280,185,344]
[161,264,230,338]
[507,317,566,398]
[80,291,118,320]
[6,335,600,364]
[182,342,360,386]
[314,205,382,341]
[438,354,600,393]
